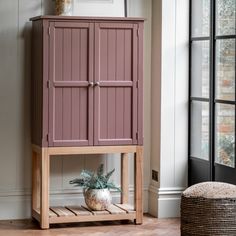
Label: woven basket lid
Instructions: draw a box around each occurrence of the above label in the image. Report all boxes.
[183,182,236,199]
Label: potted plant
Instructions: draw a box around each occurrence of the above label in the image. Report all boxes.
[69,164,121,211]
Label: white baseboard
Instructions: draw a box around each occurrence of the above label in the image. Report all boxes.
[0,187,149,220]
[0,194,31,220]
[148,185,185,218]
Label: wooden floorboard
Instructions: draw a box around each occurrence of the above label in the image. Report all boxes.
[0,215,180,236]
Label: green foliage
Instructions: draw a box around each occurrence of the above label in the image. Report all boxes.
[218,135,235,166]
[219,135,234,156]
[69,164,121,191]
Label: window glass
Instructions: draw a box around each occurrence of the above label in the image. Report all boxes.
[192,0,210,37]
[191,41,210,98]
[216,39,235,101]
[215,104,235,167]
[191,101,209,160]
[216,0,236,36]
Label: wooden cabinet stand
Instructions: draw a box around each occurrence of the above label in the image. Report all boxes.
[30,16,144,229]
[31,145,143,229]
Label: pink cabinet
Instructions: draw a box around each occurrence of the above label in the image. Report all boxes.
[31,16,144,147]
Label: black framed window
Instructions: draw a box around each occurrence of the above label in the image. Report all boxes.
[189,0,236,185]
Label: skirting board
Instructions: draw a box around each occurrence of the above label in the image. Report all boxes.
[148,185,185,218]
[0,187,149,220]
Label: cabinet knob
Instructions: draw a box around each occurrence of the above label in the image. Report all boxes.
[95,82,100,86]
[88,82,94,87]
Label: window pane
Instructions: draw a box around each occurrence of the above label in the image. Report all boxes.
[192,0,210,37]
[215,104,235,167]
[216,0,236,36]
[191,41,210,98]
[191,101,209,160]
[216,39,235,101]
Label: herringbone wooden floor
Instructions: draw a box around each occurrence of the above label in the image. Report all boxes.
[0,215,180,236]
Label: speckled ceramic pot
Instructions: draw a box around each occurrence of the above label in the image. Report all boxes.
[55,0,73,16]
[84,188,112,211]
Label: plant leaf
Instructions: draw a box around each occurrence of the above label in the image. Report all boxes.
[105,168,115,182]
[107,182,121,192]
[80,169,93,179]
[97,164,104,177]
[69,178,85,187]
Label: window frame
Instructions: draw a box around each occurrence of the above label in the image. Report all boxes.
[189,0,236,182]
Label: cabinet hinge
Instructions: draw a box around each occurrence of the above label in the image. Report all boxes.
[47,80,51,88]
[46,134,49,142]
[137,29,140,37]
[136,132,139,140]
[48,27,51,36]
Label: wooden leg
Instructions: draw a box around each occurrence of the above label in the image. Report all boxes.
[32,149,40,213]
[121,153,129,204]
[134,146,143,224]
[40,148,50,229]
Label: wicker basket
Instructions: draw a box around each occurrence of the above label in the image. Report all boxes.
[181,182,236,236]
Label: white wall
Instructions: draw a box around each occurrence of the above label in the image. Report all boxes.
[0,0,152,219]
[0,0,53,220]
[73,0,125,16]
[149,0,189,217]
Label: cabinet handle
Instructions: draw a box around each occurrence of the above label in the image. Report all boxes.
[88,82,94,87]
[95,82,100,86]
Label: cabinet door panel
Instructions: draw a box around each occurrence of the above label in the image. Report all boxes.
[99,87,132,140]
[48,22,94,146]
[94,23,138,145]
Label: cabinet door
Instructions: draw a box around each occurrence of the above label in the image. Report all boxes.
[94,23,138,145]
[48,22,94,146]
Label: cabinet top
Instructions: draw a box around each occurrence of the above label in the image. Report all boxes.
[30,15,145,22]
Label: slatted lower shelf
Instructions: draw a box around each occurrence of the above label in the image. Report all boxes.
[33,204,136,224]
